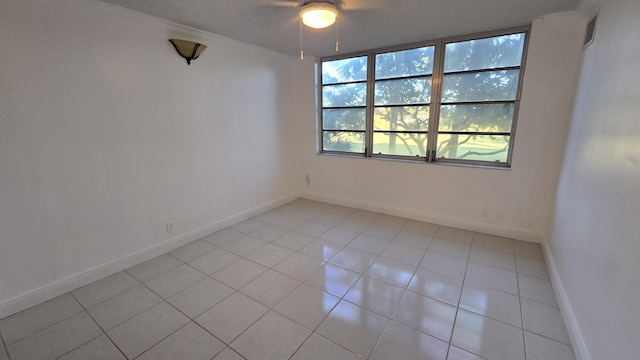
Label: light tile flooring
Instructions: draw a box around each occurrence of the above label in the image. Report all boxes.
[0,199,576,360]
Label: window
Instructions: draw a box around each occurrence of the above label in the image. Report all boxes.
[319,27,529,167]
[374,46,434,157]
[321,55,368,153]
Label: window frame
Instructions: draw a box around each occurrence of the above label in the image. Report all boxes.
[371,41,437,160]
[317,26,531,168]
[318,51,370,155]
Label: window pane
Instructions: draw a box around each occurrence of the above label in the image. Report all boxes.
[375,46,435,79]
[444,33,525,73]
[374,106,429,131]
[439,104,514,132]
[441,70,519,103]
[375,77,432,105]
[436,134,510,162]
[323,131,365,153]
[373,132,428,157]
[323,109,366,130]
[323,83,367,107]
[322,56,368,84]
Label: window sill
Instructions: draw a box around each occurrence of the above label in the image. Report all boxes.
[316,151,512,170]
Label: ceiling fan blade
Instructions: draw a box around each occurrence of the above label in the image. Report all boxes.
[341,0,392,10]
[266,0,301,7]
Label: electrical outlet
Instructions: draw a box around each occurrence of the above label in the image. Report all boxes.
[166,221,174,233]
[305,174,311,184]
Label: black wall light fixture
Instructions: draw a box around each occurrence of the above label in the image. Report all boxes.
[169,39,207,65]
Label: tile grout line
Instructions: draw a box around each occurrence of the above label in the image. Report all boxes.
[362,220,448,357]
[444,233,487,360]
[275,212,368,360]
[2,301,96,360]
[149,210,332,359]
[116,272,227,359]
[286,210,392,360]
[279,238,348,359]
[225,265,328,355]
[134,321,215,360]
[0,328,9,360]
[311,217,459,358]
[209,212,346,358]
[516,246,528,360]
[290,219,370,359]
[0,297,86,348]
[351,228,397,360]
[130,257,238,358]
[361,229,437,360]
[67,291,127,360]
[79,248,225,360]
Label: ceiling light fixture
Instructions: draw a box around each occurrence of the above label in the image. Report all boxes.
[299,3,338,29]
[169,39,207,65]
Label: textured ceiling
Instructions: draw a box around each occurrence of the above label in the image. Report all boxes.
[97,0,582,57]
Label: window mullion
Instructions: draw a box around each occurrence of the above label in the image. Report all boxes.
[427,39,445,162]
[365,51,375,157]
[316,59,323,154]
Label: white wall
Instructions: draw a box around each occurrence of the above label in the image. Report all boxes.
[298,12,586,242]
[0,0,302,316]
[546,0,640,358]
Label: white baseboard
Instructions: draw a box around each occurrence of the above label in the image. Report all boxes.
[301,192,544,243]
[541,240,592,360]
[0,193,299,319]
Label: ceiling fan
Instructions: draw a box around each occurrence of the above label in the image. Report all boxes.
[266,0,391,58]
[269,0,391,28]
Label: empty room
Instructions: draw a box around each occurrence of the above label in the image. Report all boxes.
[0,0,638,359]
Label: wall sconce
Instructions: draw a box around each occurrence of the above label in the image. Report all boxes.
[169,39,207,65]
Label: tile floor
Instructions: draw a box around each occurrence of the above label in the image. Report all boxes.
[0,199,576,360]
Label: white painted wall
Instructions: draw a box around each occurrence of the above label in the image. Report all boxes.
[298,12,586,242]
[546,0,640,358]
[0,0,302,315]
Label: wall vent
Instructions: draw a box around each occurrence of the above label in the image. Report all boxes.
[584,15,597,48]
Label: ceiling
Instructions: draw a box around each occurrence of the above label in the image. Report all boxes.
[97,0,582,58]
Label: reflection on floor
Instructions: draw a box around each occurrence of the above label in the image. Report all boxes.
[0,199,575,360]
